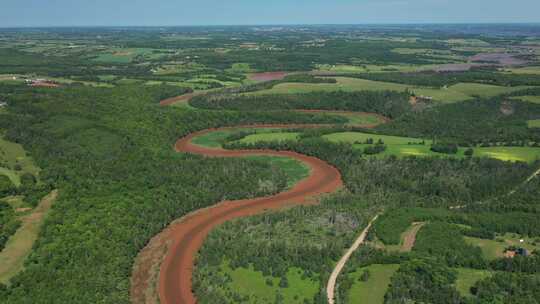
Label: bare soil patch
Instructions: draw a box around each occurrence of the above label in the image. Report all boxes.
[249,72,288,82]
[400,222,426,252]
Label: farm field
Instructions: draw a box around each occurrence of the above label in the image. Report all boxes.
[346,264,400,304]
[512,95,540,104]
[251,77,529,103]
[529,119,540,128]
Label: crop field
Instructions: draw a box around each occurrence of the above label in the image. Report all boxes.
[346,264,400,304]
[251,77,528,103]
[454,268,492,297]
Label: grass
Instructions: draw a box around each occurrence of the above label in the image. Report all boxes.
[0,134,40,187]
[464,233,540,260]
[251,76,533,103]
[251,77,528,103]
[529,120,540,128]
[221,263,319,304]
[346,264,400,304]
[475,147,540,163]
[0,190,57,284]
[324,132,540,162]
[512,95,540,104]
[503,66,540,75]
[302,111,385,126]
[244,155,310,188]
[454,268,492,297]
[238,132,300,144]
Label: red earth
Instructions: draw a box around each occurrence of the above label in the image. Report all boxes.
[131,126,343,304]
[248,71,288,82]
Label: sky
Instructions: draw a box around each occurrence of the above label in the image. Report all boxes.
[1,0,539,27]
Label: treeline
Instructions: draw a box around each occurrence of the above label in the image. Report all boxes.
[0,200,21,251]
[378,98,540,144]
[191,90,411,119]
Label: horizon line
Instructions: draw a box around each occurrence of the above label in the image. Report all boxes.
[1,22,540,29]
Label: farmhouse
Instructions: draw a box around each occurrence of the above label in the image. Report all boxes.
[504,247,530,258]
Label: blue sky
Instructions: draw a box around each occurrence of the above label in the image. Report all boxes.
[1,0,539,27]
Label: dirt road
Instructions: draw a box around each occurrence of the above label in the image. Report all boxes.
[131,126,343,304]
[326,215,378,304]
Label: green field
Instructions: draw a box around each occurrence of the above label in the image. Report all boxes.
[251,77,528,103]
[324,132,540,162]
[476,146,540,162]
[239,132,300,144]
[464,233,540,260]
[221,263,319,304]
[92,48,167,64]
[346,264,400,304]
[512,95,540,104]
[0,135,40,187]
[454,268,492,297]
[529,120,540,128]
[503,66,540,75]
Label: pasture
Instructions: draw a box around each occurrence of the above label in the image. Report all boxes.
[251,77,527,103]
[464,233,540,260]
[346,264,400,304]
[529,120,540,128]
[512,95,540,104]
[220,263,319,304]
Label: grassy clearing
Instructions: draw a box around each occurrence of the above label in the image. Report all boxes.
[244,155,310,188]
[503,66,540,75]
[476,147,540,163]
[238,132,300,144]
[221,263,319,304]
[346,264,400,304]
[449,83,530,98]
[0,135,40,187]
[302,112,384,127]
[529,120,540,128]
[92,48,167,64]
[454,268,492,297]
[464,233,540,260]
[0,190,57,284]
[251,77,525,103]
[512,95,540,104]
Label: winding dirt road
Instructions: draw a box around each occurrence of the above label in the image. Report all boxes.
[132,126,343,304]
